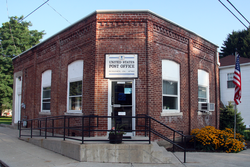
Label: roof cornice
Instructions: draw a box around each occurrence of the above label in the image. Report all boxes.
[13,10,218,60]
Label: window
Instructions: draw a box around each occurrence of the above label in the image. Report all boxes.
[67,60,83,113]
[42,87,51,110]
[163,80,178,109]
[69,81,82,110]
[198,69,209,103]
[227,73,235,88]
[41,70,52,112]
[162,60,180,113]
[198,86,207,102]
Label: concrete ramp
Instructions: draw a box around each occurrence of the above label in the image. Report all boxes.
[21,137,180,164]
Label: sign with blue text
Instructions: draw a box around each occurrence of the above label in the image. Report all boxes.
[105,54,138,78]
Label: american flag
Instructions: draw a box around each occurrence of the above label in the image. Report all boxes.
[233,54,241,105]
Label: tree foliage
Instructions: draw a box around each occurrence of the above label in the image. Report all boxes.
[0,16,45,113]
[0,16,45,57]
[220,102,246,134]
[220,28,250,58]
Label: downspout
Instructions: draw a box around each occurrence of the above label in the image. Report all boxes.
[214,51,219,128]
[188,39,191,135]
[146,20,149,116]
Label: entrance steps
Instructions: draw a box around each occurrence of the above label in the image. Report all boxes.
[20,137,182,165]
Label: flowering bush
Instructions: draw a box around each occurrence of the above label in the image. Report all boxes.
[191,126,245,153]
[109,126,126,135]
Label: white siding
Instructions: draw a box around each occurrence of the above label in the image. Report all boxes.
[220,64,250,128]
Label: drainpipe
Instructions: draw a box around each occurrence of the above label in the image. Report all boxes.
[146,20,149,116]
[188,39,191,135]
[214,51,219,128]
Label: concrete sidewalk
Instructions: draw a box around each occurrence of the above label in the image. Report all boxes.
[175,151,250,167]
[0,125,249,167]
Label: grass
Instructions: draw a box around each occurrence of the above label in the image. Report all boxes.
[0,116,12,125]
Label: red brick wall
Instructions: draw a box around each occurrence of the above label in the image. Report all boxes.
[13,11,219,141]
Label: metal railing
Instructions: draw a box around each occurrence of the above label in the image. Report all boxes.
[18,115,150,143]
[140,114,196,163]
[18,114,195,163]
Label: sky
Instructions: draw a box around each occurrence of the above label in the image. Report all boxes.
[1,0,250,52]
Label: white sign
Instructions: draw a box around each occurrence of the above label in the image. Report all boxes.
[118,112,126,116]
[105,54,138,78]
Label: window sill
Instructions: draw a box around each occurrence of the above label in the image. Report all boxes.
[161,112,183,117]
[64,112,83,116]
[197,111,212,115]
[39,112,51,115]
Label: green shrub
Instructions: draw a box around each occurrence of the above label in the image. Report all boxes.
[0,116,12,125]
[220,102,245,134]
[243,131,250,140]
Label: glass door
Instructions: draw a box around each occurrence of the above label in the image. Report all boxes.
[109,80,134,136]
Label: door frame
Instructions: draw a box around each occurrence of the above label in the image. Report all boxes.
[108,79,136,137]
[14,76,22,124]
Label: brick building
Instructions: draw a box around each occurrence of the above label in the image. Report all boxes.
[12,10,220,140]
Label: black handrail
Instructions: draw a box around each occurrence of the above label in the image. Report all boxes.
[18,114,195,163]
[144,115,195,163]
[18,115,151,143]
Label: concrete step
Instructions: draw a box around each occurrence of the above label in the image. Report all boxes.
[20,136,181,165]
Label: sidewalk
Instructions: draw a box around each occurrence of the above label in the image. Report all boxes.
[0,125,250,167]
[175,150,250,167]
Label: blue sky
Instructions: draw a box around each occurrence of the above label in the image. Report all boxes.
[1,0,250,52]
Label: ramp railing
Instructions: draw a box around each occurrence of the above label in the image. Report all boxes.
[18,114,195,163]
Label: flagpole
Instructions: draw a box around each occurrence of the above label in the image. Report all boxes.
[234,52,237,139]
[234,103,236,139]
[233,51,241,139]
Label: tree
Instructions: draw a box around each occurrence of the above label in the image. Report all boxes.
[0,16,45,114]
[220,28,250,58]
[0,56,13,111]
[220,102,245,134]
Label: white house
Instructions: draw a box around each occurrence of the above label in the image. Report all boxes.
[219,55,250,128]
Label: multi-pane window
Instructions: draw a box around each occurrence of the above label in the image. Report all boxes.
[162,60,180,113]
[198,69,209,103]
[163,80,178,110]
[67,60,83,113]
[41,70,52,112]
[42,87,51,110]
[69,81,82,110]
[227,73,235,88]
[198,86,207,102]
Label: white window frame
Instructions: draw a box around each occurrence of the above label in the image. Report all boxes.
[162,60,180,115]
[14,74,22,123]
[198,69,209,103]
[227,73,235,88]
[41,70,52,112]
[67,60,83,113]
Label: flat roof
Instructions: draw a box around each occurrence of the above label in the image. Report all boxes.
[13,10,218,60]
